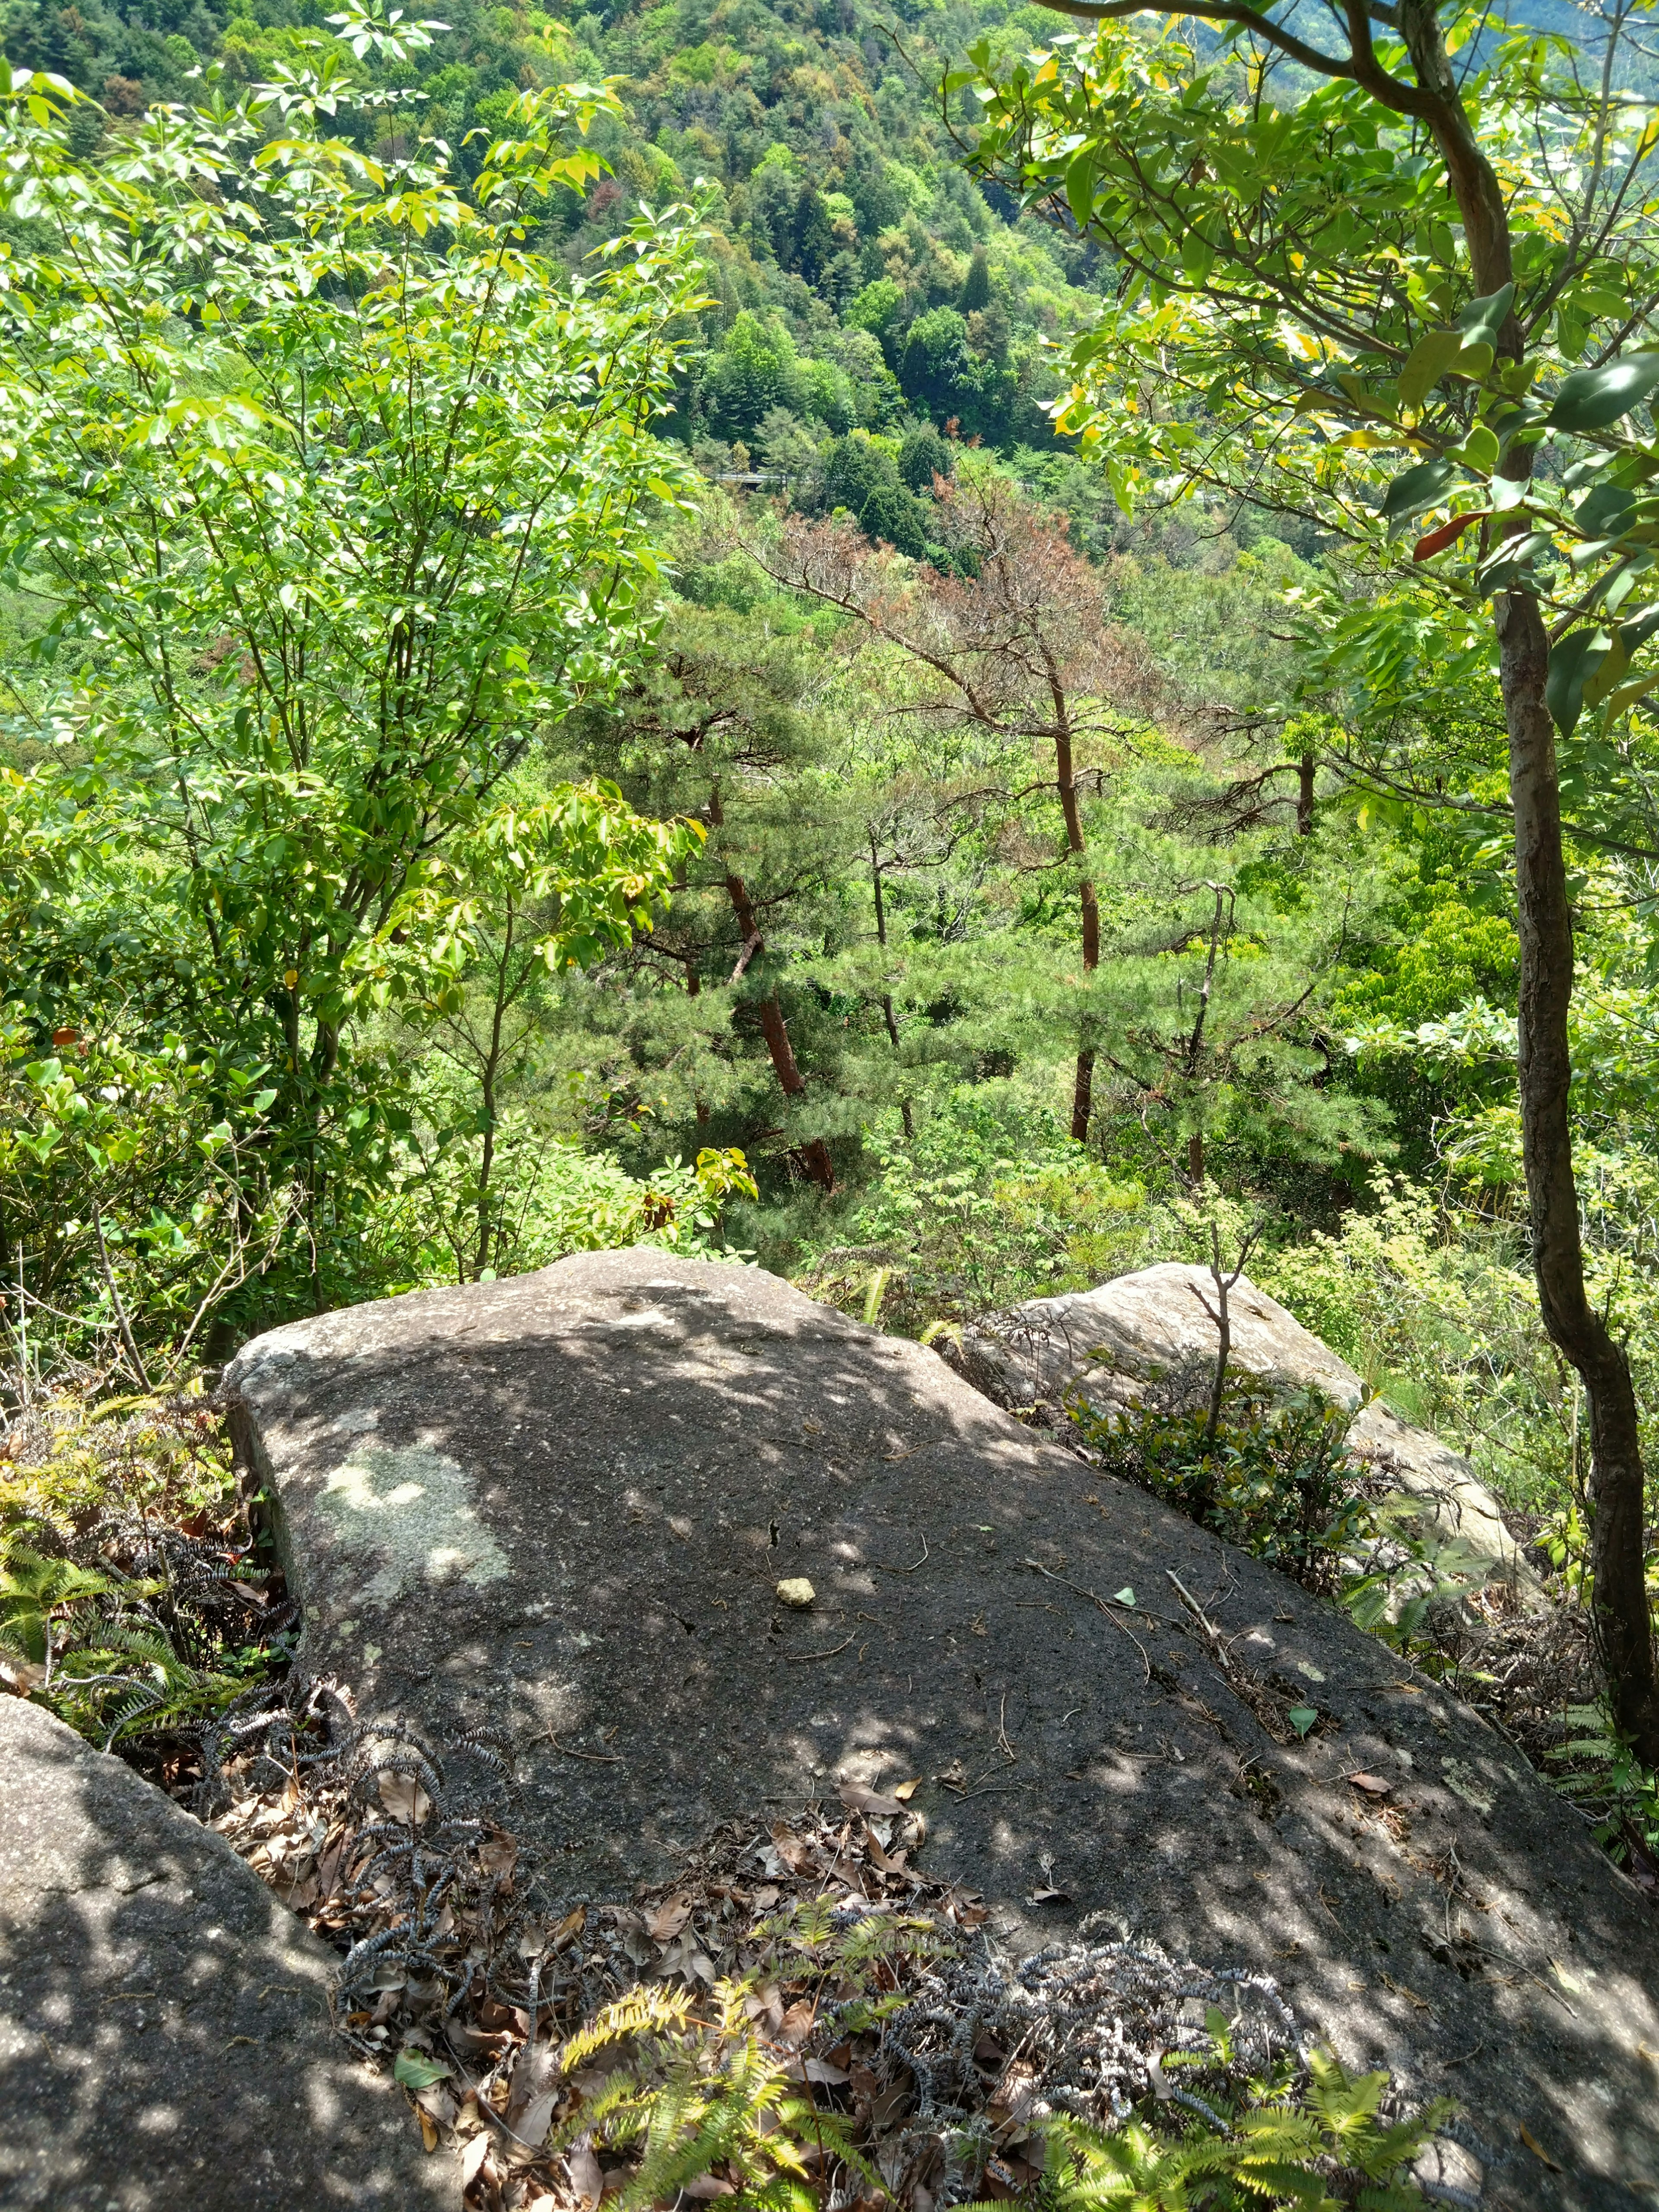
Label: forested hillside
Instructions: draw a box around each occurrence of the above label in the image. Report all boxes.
[3,0,1659,1898]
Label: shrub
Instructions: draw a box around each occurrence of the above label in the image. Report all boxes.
[1072,1377,1367,1596]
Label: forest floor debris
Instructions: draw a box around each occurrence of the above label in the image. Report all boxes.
[197,1687,1446,2211]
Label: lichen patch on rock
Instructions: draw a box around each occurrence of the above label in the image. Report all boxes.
[315,1441,509,1605]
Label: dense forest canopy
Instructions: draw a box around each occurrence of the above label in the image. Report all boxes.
[4,0,1659,1809]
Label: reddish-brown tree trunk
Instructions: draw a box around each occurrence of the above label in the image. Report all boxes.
[721,865,834,1193]
[1497,593,1659,1758]
[1055,724,1099,1142]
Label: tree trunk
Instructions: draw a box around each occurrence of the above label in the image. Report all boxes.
[869,830,914,1138]
[1054,724,1099,1142]
[1497,591,1659,1759]
[1187,1131,1205,1184]
[1395,0,1659,1755]
[1296,753,1315,836]
[721,865,834,1194]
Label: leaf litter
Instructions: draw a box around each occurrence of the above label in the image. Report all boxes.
[198,1675,1398,2212]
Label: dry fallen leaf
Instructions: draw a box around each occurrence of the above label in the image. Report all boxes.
[1519,2125,1562,2172]
[1347,1773,1392,1796]
[890,1778,921,1802]
[549,1903,588,1952]
[1025,1887,1071,1906]
[459,2132,493,2191]
[647,1896,693,1944]
[839,1782,906,1817]
[418,2109,440,2154]
[568,2141,604,2209]
[377,1770,432,1825]
[514,2089,557,2149]
[777,2000,815,2049]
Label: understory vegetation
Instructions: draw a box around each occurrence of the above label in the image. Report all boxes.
[3,0,1659,2190]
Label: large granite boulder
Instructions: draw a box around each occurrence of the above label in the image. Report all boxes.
[226,1250,1659,2209]
[0,1696,452,2211]
[950,1263,1540,1602]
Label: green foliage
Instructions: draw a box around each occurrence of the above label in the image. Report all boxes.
[0,1389,284,1752]
[1074,1384,1366,1597]
[552,1920,1446,2212]
[548,1903,939,2212]
[1027,2045,1446,2209]
[385,1135,758,1288]
[0,31,705,1341]
[1547,1700,1659,1866]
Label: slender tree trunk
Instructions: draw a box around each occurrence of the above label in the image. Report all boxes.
[1054,724,1100,1142]
[1497,592,1659,1758]
[471,900,515,1282]
[1187,1131,1205,1184]
[720,858,834,1194]
[870,830,914,1140]
[1395,0,1659,1756]
[1296,753,1315,836]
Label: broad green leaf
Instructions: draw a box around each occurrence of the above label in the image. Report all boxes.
[1456,282,1515,349]
[1381,458,1456,534]
[1287,1707,1318,1738]
[1065,148,1097,232]
[1546,351,1659,435]
[394,2048,453,2088]
[1546,626,1612,735]
[1398,330,1464,413]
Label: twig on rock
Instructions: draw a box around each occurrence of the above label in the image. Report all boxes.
[1023,1557,1153,1684]
[541,1734,625,1763]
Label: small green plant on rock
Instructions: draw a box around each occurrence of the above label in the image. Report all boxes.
[1072,1376,1367,1597]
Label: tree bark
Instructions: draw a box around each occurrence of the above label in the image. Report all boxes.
[1055,722,1100,1142]
[1296,753,1315,837]
[870,830,915,1139]
[721,864,834,1193]
[1497,591,1659,1758]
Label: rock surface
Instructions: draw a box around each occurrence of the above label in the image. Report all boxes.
[0,1696,451,2212]
[227,1249,1659,2209]
[950,1262,1539,1600]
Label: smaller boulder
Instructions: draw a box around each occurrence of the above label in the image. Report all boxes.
[951,1262,1541,1602]
[0,1697,449,2212]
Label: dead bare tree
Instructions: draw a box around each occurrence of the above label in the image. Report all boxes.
[757,476,1170,1143]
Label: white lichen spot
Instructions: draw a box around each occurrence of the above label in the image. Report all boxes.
[316,1443,509,1608]
[1440,1757,1495,1815]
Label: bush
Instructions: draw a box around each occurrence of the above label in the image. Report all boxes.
[1073,1377,1367,1595]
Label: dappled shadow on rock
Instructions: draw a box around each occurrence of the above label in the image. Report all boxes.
[229,1249,1659,2209]
[0,1697,451,2210]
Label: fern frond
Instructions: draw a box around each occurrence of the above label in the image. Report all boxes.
[563,1985,696,2071]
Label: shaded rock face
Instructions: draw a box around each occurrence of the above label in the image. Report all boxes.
[0,1697,451,2212]
[950,1263,1539,1602]
[227,1250,1659,2209]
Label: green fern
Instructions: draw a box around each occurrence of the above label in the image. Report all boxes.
[954,2052,1448,2212]
[0,1538,124,1665]
[552,1974,872,2212]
